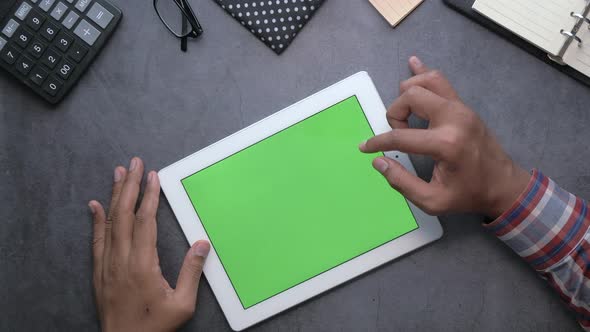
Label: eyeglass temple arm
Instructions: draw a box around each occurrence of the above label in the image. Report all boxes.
[175,0,203,34]
[181,17,188,51]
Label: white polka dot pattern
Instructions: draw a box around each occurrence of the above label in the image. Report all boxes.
[215,0,324,54]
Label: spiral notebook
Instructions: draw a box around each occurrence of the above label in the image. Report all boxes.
[472,0,590,79]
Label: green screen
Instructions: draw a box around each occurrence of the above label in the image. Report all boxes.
[181,96,418,308]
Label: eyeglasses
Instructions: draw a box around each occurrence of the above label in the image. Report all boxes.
[153,0,203,52]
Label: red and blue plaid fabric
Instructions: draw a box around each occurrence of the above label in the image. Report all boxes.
[485,169,590,329]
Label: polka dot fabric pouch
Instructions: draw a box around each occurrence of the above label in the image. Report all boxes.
[214,0,324,54]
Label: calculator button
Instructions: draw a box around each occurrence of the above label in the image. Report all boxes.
[62,11,79,29]
[74,19,100,46]
[15,55,34,75]
[67,41,87,62]
[14,29,33,48]
[0,37,6,51]
[66,0,74,2]
[75,0,92,12]
[57,59,74,79]
[40,21,59,41]
[87,3,113,29]
[2,19,20,38]
[39,0,56,12]
[41,48,60,68]
[55,32,73,52]
[43,76,63,96]
[29,66,48,85]
[50,2,68,21]
[15,2,33,21]
[1,45,20,64]
[26,9,46,31]
[27,40,46,58]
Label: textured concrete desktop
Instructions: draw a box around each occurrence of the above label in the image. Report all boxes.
[1,1,587,331]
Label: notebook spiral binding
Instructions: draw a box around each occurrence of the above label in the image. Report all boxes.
[550,3,590,64]
[561,29,582,47]
[571,12,590,25]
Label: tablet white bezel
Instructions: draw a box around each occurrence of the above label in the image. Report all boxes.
[158,72,443,331]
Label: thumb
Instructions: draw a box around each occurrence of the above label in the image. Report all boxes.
[175,240,210,303]
[372,157,441,214]
[409,56,429,75]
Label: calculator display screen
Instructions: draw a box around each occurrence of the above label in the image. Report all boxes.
[181,96,419,309]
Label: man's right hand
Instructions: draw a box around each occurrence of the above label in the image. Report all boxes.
[360,56,530,219]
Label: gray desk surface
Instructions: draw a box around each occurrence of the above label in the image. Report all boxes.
[1,0,588,331]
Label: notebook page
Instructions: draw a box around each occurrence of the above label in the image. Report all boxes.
[473,0,587,56]
[563,20,590,78]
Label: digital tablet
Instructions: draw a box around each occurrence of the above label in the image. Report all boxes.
[159,72,443,331]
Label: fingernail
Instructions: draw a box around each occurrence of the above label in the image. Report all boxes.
[410,56,422,67]
[193,241,210,258]
[129,158,138,171]
[358,141,367,151]
[88,202,96,214]
[114,167,123,182]
[147,171,154,184]
[374,158,389,174]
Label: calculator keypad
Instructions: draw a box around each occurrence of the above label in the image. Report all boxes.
[0,0,121,103]
[27,40,46,58]
[39,0,56,13]
[87,3,112,29]
[62,11,78,29]
[68,42,86,62]
[43,75,62,96]
[2,19,20,38]
[56,59,74,79]
[14,28,32,48]
[73,19,99,45]
[26,10,45,30]
[75,0,91,13]
[40,20,59,41]
[15,55,34,75]
[1,45,20,64]
[15,2,33,20]
[29,65,47,85]
[50,2,68,21]
[41,47,60,68]
[55,32,72,51]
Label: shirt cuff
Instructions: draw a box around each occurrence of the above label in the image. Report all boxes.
[483,169,590,271]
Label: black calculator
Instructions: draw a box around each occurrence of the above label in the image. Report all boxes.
[0,0,122,104]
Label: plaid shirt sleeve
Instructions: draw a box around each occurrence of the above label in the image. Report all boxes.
[484,169,590,330]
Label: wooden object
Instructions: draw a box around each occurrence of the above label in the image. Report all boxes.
[369,0,424,27]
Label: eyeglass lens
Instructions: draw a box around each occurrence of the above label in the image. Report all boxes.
[155,0,194,36]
